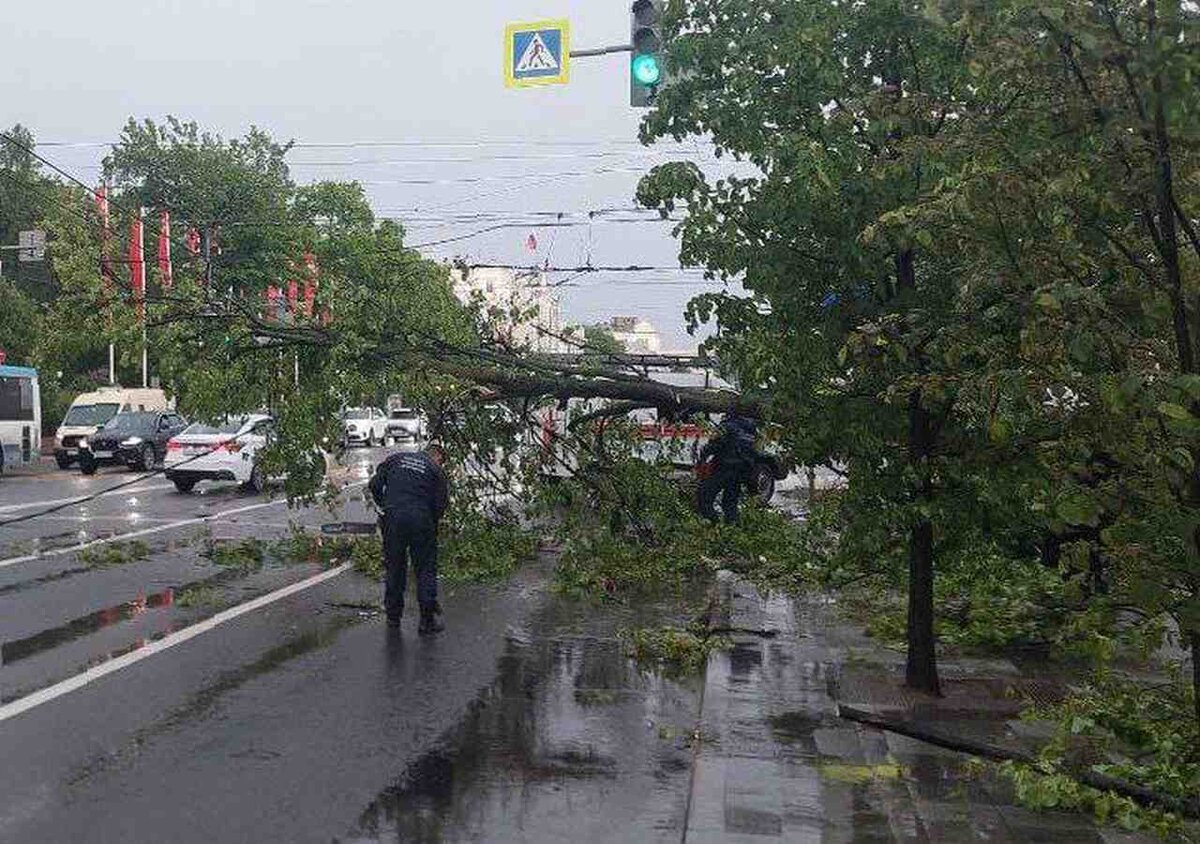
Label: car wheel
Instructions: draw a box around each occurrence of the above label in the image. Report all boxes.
[749,465,776,504]
[245,463,266,494]
[55,454,73,470]
[138,444,156,472]
[173,478,197,494]
[79,455,98,476]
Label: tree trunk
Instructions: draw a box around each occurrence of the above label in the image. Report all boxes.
[896,248,941,696]
[906,388,941,696]
[435,361,768,419]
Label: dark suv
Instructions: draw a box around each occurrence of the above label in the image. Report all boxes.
[79,411,189,474]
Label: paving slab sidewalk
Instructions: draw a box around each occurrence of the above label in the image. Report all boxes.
[682,572,1157,843]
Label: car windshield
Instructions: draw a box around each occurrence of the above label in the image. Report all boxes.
[63,403,120,427]
[183,418,247,436]
[343,409,370,421]
[101,412,157,434]
[390,410,418,420]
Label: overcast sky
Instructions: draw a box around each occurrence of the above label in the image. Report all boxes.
[2,0,746,349]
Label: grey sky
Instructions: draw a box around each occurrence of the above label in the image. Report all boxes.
[2,0,743,347]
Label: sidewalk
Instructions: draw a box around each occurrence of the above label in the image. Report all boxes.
[682,573,1154,843]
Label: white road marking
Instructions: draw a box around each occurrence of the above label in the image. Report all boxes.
[0,482,176,513]
[0,500,287,570]
[0,563,353,724]
[0,481,367,570]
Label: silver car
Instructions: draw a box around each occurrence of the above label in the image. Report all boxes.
[385,408,425,445]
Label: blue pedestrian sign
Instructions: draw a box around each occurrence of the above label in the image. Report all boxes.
[505,19,571,88]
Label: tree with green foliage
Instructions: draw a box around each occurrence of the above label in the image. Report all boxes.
[906,0,1200,742]
[582,323,627,355]
[636,0,1022,694]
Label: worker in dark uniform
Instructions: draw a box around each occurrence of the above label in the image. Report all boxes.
[697,414,760,525]
[369,445,450,634]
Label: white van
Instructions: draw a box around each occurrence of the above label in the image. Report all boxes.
[54,387,171,469]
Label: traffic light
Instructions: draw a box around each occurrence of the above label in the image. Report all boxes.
[630,0,665,107]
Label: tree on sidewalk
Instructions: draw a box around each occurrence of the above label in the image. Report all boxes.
[634,0,1011,694]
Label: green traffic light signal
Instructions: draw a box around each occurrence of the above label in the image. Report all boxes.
[630,0,665,107]
[632,54,661,87]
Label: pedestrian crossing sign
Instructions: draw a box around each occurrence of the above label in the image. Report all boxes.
[505,19,570,88]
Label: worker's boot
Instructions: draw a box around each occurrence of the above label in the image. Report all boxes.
[418,603,445,636]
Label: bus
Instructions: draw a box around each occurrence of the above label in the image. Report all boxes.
[0,365,41,476]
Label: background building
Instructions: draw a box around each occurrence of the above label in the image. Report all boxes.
[608,316,663,354]
[450,266,568,354]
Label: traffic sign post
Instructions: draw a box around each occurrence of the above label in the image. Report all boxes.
[505,19,571,88]
[17,230,45,262]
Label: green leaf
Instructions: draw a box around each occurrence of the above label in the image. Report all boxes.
[1158,402,1192,422]
[1056,493,1101,527]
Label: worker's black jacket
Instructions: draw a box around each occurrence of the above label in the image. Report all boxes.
[699,416,760,469]
[369,452,450,524]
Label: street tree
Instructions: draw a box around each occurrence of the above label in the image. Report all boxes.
[636,0,1010,694]
[903,0,1200,737]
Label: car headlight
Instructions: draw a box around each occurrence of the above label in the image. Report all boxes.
[121,437,144,447]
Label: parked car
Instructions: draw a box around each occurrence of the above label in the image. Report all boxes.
[385,408,425,446]
[163,414,274,494]
[341,407,388,447]
[78,410,189,474]
[54,387,171,469]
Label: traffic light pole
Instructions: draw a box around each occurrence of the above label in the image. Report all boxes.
[570,44,631,58]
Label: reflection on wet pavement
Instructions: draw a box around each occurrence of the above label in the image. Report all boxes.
[686,576,1133,844]
[66,611,369,787]
[346,602,703,844]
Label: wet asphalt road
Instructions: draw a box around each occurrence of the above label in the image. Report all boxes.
[0,449,704,843]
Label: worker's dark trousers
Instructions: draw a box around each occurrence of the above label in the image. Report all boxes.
[380,514,439,621]
[699,463,748,525]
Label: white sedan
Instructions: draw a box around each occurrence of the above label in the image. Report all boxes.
[385,408,426,446]
[164,414,274,494]
[341,407,388,447]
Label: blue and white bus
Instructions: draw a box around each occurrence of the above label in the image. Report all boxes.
[0,365,41,476]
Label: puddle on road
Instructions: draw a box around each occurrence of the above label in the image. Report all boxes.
[346,620,701,843]
[0,564,270,668]
[1,586,178,666]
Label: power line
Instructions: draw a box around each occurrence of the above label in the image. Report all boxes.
[34,138,695,150]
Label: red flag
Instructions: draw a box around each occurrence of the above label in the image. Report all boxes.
[95,186,115,297]
[158,210,173,289]
[265,285,280,322]
[302,281,315,317]
[286,280,299,315]
[129,210,145,321]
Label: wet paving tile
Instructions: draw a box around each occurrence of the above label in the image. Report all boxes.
[343,597,703,843]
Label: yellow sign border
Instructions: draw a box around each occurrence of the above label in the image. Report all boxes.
[504,19,571,89]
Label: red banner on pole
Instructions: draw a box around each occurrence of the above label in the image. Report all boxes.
[95,186,115,299]
[158,210,173,289]
[129,210,145,321]
[302,281,315,317]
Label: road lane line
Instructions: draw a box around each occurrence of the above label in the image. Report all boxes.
[0,482,176,513]
[0,481,369,570]
[0,563,353,724]
[0,499,290,569]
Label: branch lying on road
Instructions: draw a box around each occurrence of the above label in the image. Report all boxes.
[837,704,1200,820]
[438,362,764,418]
